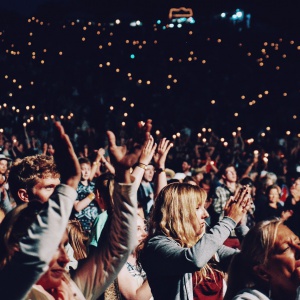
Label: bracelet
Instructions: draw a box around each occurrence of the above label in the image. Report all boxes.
[93,161,100,166]
[138,162,148,170]
[87,193,95,201]
[156,168,166,174]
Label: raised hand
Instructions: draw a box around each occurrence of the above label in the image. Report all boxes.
[139,135,157,166]
[223,186,252,225]
[106,119,152,182]
[53,121,81,189]
[153,138,173,169]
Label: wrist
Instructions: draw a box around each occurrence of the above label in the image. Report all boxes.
[155,167,166,174]
[87,193,95,201]
[137,162,148,170]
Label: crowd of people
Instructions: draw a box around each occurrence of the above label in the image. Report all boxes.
[0,118,300,300]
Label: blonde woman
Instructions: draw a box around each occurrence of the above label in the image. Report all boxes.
[225,219,300,300]
[139,183,251,300]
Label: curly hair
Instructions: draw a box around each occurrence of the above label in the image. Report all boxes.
[8,155,60,205]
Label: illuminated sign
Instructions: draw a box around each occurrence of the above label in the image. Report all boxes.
[168,7,193,19]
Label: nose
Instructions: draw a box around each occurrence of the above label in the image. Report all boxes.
[141,230,147,239]
[202,207,209,219]
[58,247,70,266]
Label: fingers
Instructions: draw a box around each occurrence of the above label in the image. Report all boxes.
[234,186,248,205]
[53,121,72,153]
[224,196,235,210]
[144,135,154,150]
[157,138,173,153]
[54,121,65,137]
[106,130,116,148]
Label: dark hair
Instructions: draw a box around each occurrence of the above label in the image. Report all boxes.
[218,163,235,177]
[78,157,91,166]
[265,184,281,197]
[239,177,254,187]
[183,176,197,184]
[94,173,115,211]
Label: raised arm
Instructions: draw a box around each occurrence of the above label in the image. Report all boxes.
[153,137,173,197]
[1,121,81,300]
[131,135,157,187]
[73,119,153,299]
[144,186,251,275]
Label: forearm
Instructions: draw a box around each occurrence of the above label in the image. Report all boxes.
[189,217,236,269]
[102,160,115,175]
[73,182,137,299]
[154,169,167,198]
[73,194,94,212]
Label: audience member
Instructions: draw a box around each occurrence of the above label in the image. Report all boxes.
[225,219,300,300]
[283,177,300,237]
[139,183,251,300]
[0,121,81,300]
[71,157,100,234]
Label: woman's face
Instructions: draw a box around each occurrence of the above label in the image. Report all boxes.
[80,163,91,181]
[36,231,70,290]
[137,215,147,244]
[195,203,209,236]
[268,188,280,204]
[264,224,300,295]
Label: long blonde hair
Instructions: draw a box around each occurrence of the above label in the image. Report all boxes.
[140,182,218,282]
[224,219,282,300]
[149,183,206,246]
[67,219,89,260]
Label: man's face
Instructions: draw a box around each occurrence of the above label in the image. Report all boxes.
[30,176,60,203]
[182,161,191,173]
[290,179,300,196]
[224,166,237,183]
[0,159,8,175]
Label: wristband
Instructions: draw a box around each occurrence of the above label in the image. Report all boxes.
[138,162,148,170]
[156,168,166,174]
[93,161,100,166]
[87,193,95,201]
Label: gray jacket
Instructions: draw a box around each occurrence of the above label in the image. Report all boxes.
[0,184,77,300]
[141,217,248,300]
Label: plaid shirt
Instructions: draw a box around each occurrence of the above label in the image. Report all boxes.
[213,184,236,221]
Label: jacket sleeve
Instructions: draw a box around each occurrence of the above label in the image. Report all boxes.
[1,184,77,300]
[73,180,138,300]
[142,217,236,276]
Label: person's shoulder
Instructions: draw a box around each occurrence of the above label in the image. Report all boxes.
[146,234,180,249]
[232,288,270,300]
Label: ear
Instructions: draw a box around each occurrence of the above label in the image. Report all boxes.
[17,189,30,203]
[253,265,271,283]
